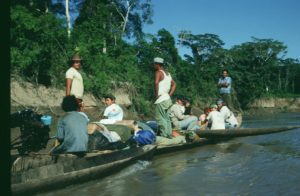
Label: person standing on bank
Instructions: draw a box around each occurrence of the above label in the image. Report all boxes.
[217,69,239,114]
[66,54,84,107]
[154,57,176,138]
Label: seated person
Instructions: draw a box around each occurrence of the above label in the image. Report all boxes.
[217,99,238,128]
[99,94,124,124]
[183,97,192,115]
[51,95,89,156]
[206,104,225,130]
[197,107,210,130]
[168,95,198,131]
[87,122,127,151]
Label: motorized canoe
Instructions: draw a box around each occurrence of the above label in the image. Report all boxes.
[11,145,156,195]
[195,126,300,138]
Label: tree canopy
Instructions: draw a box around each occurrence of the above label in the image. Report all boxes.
[11,0,300,115]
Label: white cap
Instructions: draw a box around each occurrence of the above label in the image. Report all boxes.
[154,57,164,64]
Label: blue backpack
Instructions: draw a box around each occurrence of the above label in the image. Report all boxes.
[133,130,156,145]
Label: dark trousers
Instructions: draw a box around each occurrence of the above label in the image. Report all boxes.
[220,93,241,114]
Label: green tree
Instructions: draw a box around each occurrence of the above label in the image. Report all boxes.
[229,37,288,107]
[11,4,68,86]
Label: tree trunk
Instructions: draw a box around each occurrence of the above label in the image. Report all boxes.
[65,0,71,39]
[278,69,281,91]
[122,2,132,34]
[284,66,289,92]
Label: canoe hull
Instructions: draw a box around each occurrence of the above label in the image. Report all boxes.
[196,126,300,138]
[155,138,212,155]
[11,145,156,195]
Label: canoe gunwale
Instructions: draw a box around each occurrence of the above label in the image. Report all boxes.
[196,126,300,138]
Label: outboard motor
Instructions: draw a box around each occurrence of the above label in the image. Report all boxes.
[10,109,51,155]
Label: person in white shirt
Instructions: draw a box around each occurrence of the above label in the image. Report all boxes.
[66,54,84,107]
[154,57,176,138]
[206,104,225,130]
[217,99,238,128]
[99,94,123,124]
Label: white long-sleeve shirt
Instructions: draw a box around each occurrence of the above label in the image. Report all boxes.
[207,110,225,130]
[219,106,238,126]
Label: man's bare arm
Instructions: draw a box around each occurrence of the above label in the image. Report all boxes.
[154,71,162,98]
[169,79,176,97]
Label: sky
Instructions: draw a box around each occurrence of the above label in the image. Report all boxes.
[143,0,300,60]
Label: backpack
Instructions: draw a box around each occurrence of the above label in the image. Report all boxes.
[133,130,156,145]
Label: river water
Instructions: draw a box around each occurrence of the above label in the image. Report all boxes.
[38,112,300,196]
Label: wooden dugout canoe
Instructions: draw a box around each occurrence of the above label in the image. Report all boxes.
[195,126,300,138]
[155,138,213,155]
[11,145,156,195]
[156,125,300,155]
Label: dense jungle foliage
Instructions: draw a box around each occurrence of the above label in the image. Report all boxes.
[11,0,300,116]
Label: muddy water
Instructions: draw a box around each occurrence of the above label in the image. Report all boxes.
[35,112,300,196]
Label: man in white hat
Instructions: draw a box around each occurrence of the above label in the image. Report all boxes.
[153,57,176,138]
[216,99,238,128]
[65,54,84,106]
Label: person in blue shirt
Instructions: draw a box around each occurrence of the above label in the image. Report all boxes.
[218,69,240,114]
[51,95,89,157]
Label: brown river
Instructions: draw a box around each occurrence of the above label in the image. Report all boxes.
[37,112,300,196]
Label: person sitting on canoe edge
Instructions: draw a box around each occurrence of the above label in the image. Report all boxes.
[196,107,210,130]
[168,95,198,136]
[216,99,238,128]
[183,97,192,115]
[206,104,225,130]
[99,94,124,124]
[51,95,89,157]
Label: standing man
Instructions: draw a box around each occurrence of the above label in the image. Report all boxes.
[217,99,238,128]
[217,69,240,114]
[66,54,84,107]
[154,57,176,138]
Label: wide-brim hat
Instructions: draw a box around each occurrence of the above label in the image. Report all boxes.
[71,54,82,61]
